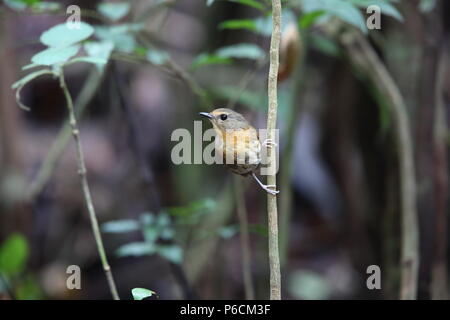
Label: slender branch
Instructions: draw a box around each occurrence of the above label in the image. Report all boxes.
[135,0,178,22]
[137,32,213,108]
[339,29,419,300]
[27,69,104,199]
[233,176,255,300]
[164,57,213,108]
[431,43,449,300]
[266,0,282,300]
[59,69,120,300]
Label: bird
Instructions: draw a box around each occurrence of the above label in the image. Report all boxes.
[199,108,279,195]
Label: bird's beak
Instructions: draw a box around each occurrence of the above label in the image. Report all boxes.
[199,112,213,119]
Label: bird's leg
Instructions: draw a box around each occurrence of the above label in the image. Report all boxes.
[262,139,277,149]
[251,172,279,195]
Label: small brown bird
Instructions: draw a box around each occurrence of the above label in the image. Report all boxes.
[199,108,279,195]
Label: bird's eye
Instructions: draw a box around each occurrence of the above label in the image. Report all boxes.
[220,114,228,121]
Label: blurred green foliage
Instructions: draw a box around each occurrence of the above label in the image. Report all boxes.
[98,2,130,21]
[131,287,156,300]
[0,233,28,277]
[0,233,43,299]
[102,199,219,264]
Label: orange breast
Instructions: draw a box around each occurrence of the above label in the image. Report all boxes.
[219,128,261,169]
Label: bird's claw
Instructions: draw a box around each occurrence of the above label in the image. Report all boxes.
[251,172,280,195]
[262,139,277,149]
[263,184,280,195]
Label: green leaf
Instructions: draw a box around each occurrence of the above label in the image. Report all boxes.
[139,213,155,225]
[299,10,326,29]
[252,9,298,36]
[248,224,268,237]
[84,41,114,71]
[116,242,156,257]
[211,86,266,110]
[22,63,41,70]
[219,19,257,32]
[288,270,331,300]
[146,49,169,65]
[216,43,265,60]
[143,225,159,243]
[253,15,273,36]
[94,24,143,53]
[7,0,39,5]
[190,53,233,70]
[102,219,140,233]
[301,0,368,33]
[168,199,216,217]
[98,2,130,21]
[309,34,341,57]
[0,233,29,277]
[419,0,436,13]
[31,45,80,66]
[156,245,183,264]
[40,22,94,48]
[132,288,156,300]
[15,274,43,300]
[3,0,27,11]
[349,0,403,21]
[156,213,171,227]
[31,1,61,12]
[160,228,175,240]
[229,0,265,11]
[217,225,238,239]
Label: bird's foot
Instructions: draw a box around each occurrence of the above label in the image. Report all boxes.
[262,139,277,149]
[262,184,280,195]
[251,172,280,195]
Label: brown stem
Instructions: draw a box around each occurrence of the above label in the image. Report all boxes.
[266,0,282,300]
[59,70,120,300]
[27,69,104,199]
[431,44,449,300]
[339,29,419,300]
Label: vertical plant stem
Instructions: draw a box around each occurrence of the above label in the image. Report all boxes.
[266,0,282,300]
[431,44,449,300]
[59,70,120,300]
[28,69,104,199]
[233,176,255,300]
[339,30,419,300]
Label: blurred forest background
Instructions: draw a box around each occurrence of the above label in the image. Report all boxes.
[0,0,449,300]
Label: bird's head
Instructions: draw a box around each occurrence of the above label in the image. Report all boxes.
[199,108,250,131]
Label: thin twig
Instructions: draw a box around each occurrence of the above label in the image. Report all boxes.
[137,32,213,108]
[233,176,255,300]
[165,58,213,108]
[59,69,120,300]
[27,69,104,199]
[266,0,282,300]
